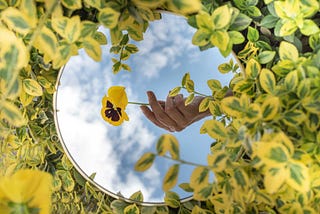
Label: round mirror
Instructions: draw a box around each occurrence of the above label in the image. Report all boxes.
[54,13,234,204]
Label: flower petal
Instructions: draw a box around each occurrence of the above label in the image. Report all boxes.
[107,86,128,107]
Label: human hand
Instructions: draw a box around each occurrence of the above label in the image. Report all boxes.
[140,91,211,132]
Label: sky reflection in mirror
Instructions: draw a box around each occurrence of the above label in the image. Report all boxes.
[56,13,233,203]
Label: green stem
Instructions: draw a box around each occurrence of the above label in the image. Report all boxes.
[160,154,213,170]
[128,101,149,106]
[181,86,211,98]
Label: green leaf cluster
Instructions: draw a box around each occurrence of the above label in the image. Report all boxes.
[1,0,320,213]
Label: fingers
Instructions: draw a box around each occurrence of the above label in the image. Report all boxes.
[140,106,170,131]
[146,91,177,130]
[165,95,188,129]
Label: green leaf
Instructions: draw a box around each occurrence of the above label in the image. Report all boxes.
[228,31,245,45]
[185,93,195,106]
[164,191,180,208]
[279,20,298,37]
[245,58,261,79]
[84,0,102,9]
[98,7,120,29]
[156,134,180,159]
[33,26,58,62]
[1,7,33,35]
[229,13,252,31]
[129,190,144,202]
[218,63,232,74]
[287,160,310,192]
[185,79,194,93]
[258,51,276,64]
[297,79,311,98]
[179,183,194,192]
[111,200,128,214]
[163,164,179,192]
[261,15,279,28]
[279,41,299,62]
[300,19,319,36]
[80,21,98,38]
[207,151,229,172]
[245,103,262,123]
[193,184,214,201]
[169,87,181,97]
[191,205,213,214]
[181,72,190,86]
[134,152,155,172]
[192,29,210,47]
[56,170,75,192]
[247,26,259,42]
[221,96,243,117]
[283,110,306,127]
[0,100,26,127]
[284,70,299,91]
[190,167,210,189]
[212,5,231,29]
[23,79,43,96]
[261,96,280,121]
[210,30,229,51]
[83,37,102,62]
[199,97,210,113]
[200,119,227,140]
[259,68,276,94]
[0,0,8,9]
[233,168,249,190]
[125,44,139,54]
[124,204,139,214]
[166,0,201,15]
[61,0,82,10]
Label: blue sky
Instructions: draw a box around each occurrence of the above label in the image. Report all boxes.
[56,14,234,202]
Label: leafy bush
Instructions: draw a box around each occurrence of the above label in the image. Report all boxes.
[0,0,319,213]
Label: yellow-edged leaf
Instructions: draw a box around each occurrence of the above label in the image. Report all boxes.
[185,93,195,106]
[163,164,179,192]
[210,30,229,51]
[284,70,299,91]
[193,184,214,201]
[19,86,34,107]
[169,87,181,97]
[164,191,180,208]
[199,97,210,113]
[261,96,280,121]
[287,160,310,192]
[253,141,290,167]
[1,7,33,35]
[221,96,243,117]
[166,0,201,15]
[245,58,261,79]
[33,26,58,63]
[129,190,144,202]
[283,110,306,127]
[207,151,229,172]
[264,166,287,194]
[245,103,262,123]
[52,16,81,43]
[98,7,120,29]
[83,37,102,62]
[200,119,227,140]
[20,0,37,26]
[190,167,210,189]
[131,0,165,8]
[134,152,155,172]
[124,204,139,214]
[211,5,231,29]
[23,79,43,96]
[192,205,213,214]
[61,0,82,10]
[156,134,180,159]
[279,41,299,62]
[0,101,26,127]
[259,68,276,94]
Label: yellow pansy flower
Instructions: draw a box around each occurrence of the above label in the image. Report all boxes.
[0,169,53,214]
[101,86,129,126]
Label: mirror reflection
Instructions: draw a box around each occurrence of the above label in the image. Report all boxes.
[55,13,234,203]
